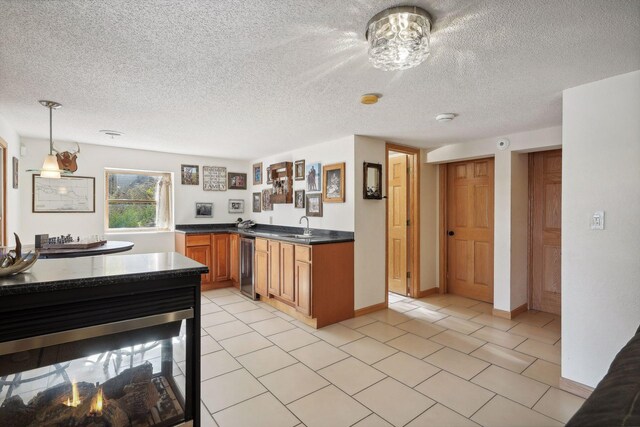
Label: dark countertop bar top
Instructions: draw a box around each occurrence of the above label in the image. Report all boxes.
[0,252,208,296]
[175,223,354,245]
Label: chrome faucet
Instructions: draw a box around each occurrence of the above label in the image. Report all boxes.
[299,216,312,236]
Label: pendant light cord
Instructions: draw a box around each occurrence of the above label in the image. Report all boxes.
[49,105,53,155]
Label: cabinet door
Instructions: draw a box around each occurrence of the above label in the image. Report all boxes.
[229,234,239,284]
[255,250,269,297]
[185,245,212,285]
[280,243,295,303]
[268,240,281,296]
[213,234,230,282]
[295,260,312,316]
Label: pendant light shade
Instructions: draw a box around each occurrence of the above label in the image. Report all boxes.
[27,100,70,179]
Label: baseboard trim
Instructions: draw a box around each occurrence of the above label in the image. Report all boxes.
[559,376,594,399]
[417,288,439,298]
[492,302,528,319]
[259,296,318,329]
[201,281,234,291]
[354,302,387,317]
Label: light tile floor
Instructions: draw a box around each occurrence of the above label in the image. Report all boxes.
[199,288,585,427]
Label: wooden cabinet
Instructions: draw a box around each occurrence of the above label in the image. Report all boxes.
[255,238,269,297]
[268,240,280,296]
[175,232,234,290]
[280,243,295,303]
[185,244,212,285]
[213,234,230,282]
[229,234,239,285]
[295,257,312,316]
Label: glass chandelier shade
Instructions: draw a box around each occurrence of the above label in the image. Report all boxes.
[366,6,432,71]
[27,100,70,179]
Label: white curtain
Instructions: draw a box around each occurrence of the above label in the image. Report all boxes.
[155,175,172,230]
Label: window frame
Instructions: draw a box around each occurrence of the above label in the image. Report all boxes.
[104,168,174,233]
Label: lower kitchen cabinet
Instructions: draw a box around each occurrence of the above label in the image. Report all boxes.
[268,240,280,296]
[229,233,239,285]
[295,259,311,316]
[176,232,233,289]
[213,234,230,282]
[185,244,211,285]
[280,243,296,303]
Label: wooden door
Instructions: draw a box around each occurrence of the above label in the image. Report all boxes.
[530,150,562,315]
[255,239,269,296]
[446,158,494,303]
[295,260,312,316]
[230,234,239,284]
[388,154,408,295]
[213,234,230,282]
[280,243,295,303]
[185,245,211,285]
[268,240,281,296]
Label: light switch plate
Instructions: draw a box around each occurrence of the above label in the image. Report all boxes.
[591,211,605,230]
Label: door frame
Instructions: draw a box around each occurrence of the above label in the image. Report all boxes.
[0,138,7,247]
[438,157,495,297]
[385,143,420,299]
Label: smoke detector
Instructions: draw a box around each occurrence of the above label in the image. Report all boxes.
[435,113,456,122]
[99,130,123,139]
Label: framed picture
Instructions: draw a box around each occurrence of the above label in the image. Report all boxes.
[252,192,262,212]
[181,164,199,185]
[228,172,247,190]
[195,202,213,218]
[12,157,18,189]
[203,166,226,191]
[228,199,244,213]
[363,162,383,199]
[253,162,262,185]
[266,166,272,184]
[305,162,321,192]
[306,193,323,217]
[262,188,273,211]
[294,189,305,208]
[294,160,305,181]
[323,162,345,203]
[33,175,95,213]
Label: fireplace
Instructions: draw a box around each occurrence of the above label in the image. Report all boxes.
[0,311,193,426]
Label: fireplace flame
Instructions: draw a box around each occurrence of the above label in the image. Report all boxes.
[65,380,81,407]
[91,388,104,416]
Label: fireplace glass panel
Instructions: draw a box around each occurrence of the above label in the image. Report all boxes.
[0,319,188,427]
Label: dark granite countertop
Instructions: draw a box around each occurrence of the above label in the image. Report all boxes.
[0,252,208,296]
[175,223,354,245]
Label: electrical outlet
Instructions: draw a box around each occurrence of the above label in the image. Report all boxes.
[591,211,605,230]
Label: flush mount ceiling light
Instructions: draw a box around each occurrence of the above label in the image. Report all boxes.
[360,93,381,105]
[99,129,124,139]
[435,113,456,122]
[27,100,70,179]
[365,6,433,71]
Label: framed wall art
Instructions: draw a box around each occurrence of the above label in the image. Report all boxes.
[305,162,321,192]
[294,189,305,208]
[195,202,213,218]
[253,162,262,185]
[363,162,382,199]
[33,175,95,213]
[305,193,323,217]
[266,166,272,184]
[228,172,247,190]
[181,164,199,185]
[294,160,305,181]
[252,192,262,212]
[228,199,244,214]
[322,162,345,203]
[262,189,273,211]
[203,166,227,191]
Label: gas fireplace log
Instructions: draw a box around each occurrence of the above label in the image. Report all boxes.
[117,381,160,420]
[27,381,96,413]
[0,396,35,427]
[102,362,153,400]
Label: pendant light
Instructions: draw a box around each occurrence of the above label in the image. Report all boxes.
[28,100,69,179]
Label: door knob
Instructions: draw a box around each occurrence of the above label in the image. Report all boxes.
[448,231,455,236]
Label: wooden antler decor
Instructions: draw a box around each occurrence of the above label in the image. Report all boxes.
[54,142,80,172]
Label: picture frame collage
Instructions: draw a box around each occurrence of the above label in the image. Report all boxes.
[181,164,248,218]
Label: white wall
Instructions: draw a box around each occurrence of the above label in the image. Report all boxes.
[0,113,21,246]
[248,136,355,231]
[420,154,439,291]
[426,126,562,311]
[562,70,640,388]
[19,138,250,253]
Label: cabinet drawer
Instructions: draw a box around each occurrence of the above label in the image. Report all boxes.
[256,238,269,252]
[295,245,311,262]
[186,234,211,247]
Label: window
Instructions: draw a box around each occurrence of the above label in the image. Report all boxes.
[105,169,173,231]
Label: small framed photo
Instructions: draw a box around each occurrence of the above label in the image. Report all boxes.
[195,202,213,218]
[323,162,345,203]
[228,199,244,214]
[12,157,18,189]
[305,162,321,192]
[253,163,262,185]
[306,193,323,217]
[295,190,305,208]
[252,192,262,212]
[363,162,382,199]
[294,160,305,181]
[181,164,199,185]
[266,166,272,184]
[262,189,273,211]
[228,172,247,190]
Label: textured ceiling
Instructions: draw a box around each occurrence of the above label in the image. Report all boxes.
[0,0,639,159]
